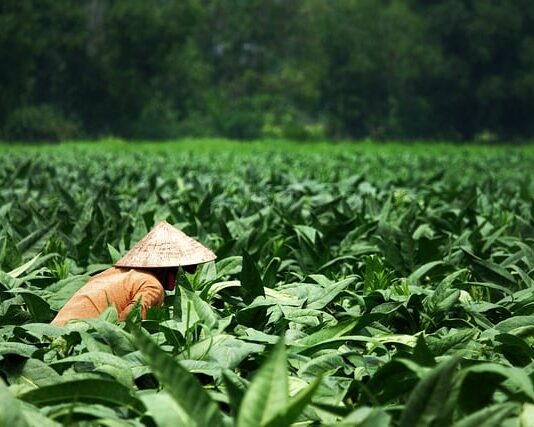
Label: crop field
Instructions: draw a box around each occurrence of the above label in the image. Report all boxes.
[0,140,533,426]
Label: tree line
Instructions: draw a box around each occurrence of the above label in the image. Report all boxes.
[1,0,533,142]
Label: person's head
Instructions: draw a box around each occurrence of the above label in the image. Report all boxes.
[150,267,177,291]
[150,265,198,291]
[114,220,215,290]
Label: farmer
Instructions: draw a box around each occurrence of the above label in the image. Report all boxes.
[51,221,216,325]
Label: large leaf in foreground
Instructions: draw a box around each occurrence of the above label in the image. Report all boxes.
[399,356,461,427]
[18,379,145,415]
[19,403,60,427]
[452,403,518,427]
[4,358,61,389]
[131,325,223,427]
[0,378,29,427]
[0,342,38,358]
[458,363,534,412]
[140,391,191,426]
[329,406,391,427]
[237,338,288,427]
[264,376,322,427]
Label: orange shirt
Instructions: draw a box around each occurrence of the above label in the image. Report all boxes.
[51,267,165,325]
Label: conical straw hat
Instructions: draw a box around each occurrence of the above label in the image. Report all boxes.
[115,221,216,268]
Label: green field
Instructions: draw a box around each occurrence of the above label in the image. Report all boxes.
[1,140,533,426]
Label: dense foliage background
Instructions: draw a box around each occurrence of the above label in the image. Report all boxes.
[1,0,534,142]
[0,142,533,425]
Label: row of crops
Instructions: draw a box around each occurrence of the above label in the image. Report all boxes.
[0,142,533,426]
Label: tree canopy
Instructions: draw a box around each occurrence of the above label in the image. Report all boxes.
[1,0,533,142]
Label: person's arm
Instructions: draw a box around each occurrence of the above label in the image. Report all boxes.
[119,279,165,321]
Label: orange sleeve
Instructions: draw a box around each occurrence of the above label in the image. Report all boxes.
[118,275,165,321]
[51,268,165,325]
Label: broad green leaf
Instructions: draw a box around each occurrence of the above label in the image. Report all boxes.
[45,275,89,310]
[4,358,61,390]
[307,277,356,310]
[374,334,418,347]
[238,328,280,344]
[240,251,265,304]
[8,253,43,278]
[462,248,516,286]
[71,198,94,244]
[0,342,37,358]
[177,334,264,369]
[195,260,217,285]
[460,363,534,405]
[297,353,344,378]
[16,225,55,256]
[296,335,385,357]
[412,335,436,366]
[38,403,120,424]
[8,289,51,322]
[99,305,119,323]
[107,244,121,264]
[140,391,191,426]
[330,406,392,427]
[399,356,460,427]
[413,224,435,240]
[50,351,134,386]
[472,258,516,286]
[0,232,22,271]
[262,256,281,288]
[222,369,249,416]
[0,378,30,427]
[264,376,322,427]
[452,403,518,427]
[86,320,136,356]
[520,403,534,427]
[14,323,66,340]
[294,225,321,245]
[293,318,358,349]
[20,402,61,427]
[280,306,331,327]
[237,338,288,427]
[0,270,22,289]
[180,287,219,329]
[19,379,145,415]
[307,375,353,423]
[293,315,383,355]
[215,256,243,278]
[495,333,534,366]
[426,329,477,356]
[408,261,445,285]
[207,280,240,298]
[366,359,430,405]
[435,289,460,314]
[131,326,223,427]
[494,316,534,333]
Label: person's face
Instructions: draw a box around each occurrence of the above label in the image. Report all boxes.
[164,268,177,291]
[183,264,197,274]
[159,266,197,291]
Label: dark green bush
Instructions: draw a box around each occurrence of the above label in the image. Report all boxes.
[1,0,533,141]
[212,96,267,140]
[3,105,81,142]
[133,97,180,140]
[261,111,326,141]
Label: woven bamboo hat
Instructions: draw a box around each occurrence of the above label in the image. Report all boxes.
[115,221,216,268]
